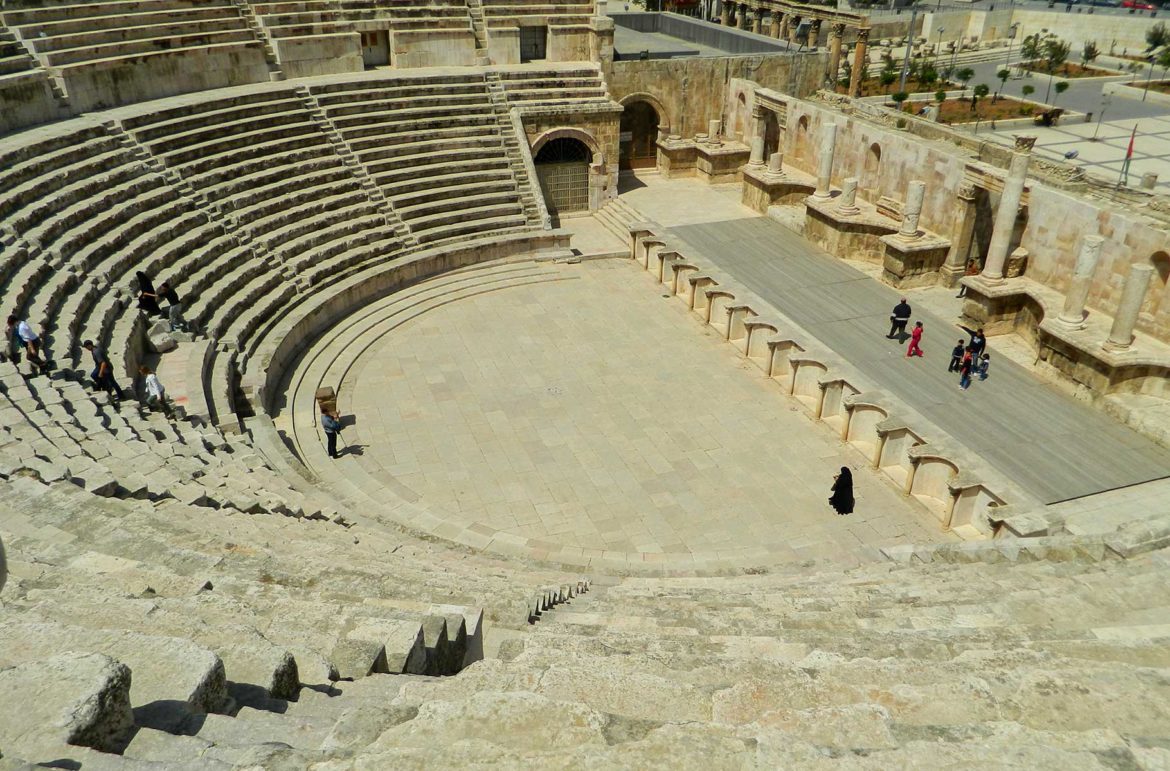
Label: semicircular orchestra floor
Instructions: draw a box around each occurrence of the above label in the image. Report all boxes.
[285,257,956,572]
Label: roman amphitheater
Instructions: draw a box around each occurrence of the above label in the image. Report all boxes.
[2,0,1170,765]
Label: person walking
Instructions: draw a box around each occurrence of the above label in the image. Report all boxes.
[321,406,343,459]
[6,315,50,376]
[139,365,171,417]
[959,349,974,390]
[158,280,185,332]
[136,272,164,318]
[948,339,965,372]
[829,467,854,515]
[83,340,124,402]
[906,321,924,358]
[978,353,991,381]
[887,298,912,341]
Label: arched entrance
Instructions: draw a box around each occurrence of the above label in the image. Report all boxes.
[534,137,591,215]
[763,112,780,159]
[619,101,660,171]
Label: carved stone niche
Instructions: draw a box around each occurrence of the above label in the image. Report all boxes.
[1005,246,1029,278]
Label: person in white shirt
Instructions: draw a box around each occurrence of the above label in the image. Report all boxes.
[6,315,49,376]
[138,365,171,417]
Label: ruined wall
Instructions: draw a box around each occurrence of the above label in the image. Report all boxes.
[606,52,825,140]
[777,95,1170,342]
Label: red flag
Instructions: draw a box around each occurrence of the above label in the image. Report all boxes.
[1126,126,1137,159]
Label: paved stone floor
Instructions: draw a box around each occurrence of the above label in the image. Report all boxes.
[618,175,1170,504]
[346,258,953,563]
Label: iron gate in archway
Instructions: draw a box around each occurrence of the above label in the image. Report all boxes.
[534,137,591,214]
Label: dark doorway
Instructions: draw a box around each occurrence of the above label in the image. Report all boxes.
[535,137,591,214]
[619,101,660,171]
[519,26,547,62]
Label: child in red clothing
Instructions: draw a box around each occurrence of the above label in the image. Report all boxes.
[906,321,924,357]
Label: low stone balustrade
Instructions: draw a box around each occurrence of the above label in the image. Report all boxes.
[627,224,1013,539]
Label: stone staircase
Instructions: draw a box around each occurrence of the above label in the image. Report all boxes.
[594,195,644,242]
[486,71,550,229]
[231,0,286,80]
[465,0,492,65]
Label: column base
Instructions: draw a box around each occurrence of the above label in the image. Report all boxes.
[1054,314,1086,330]
[1102,337,1133,353]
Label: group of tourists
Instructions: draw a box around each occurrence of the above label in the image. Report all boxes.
[4,271,184,416]
[832,298,999,515]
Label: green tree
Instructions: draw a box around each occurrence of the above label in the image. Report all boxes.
[1021,84,1036,101]
[1043,38,1071,102]
[1159,48,1170,82]
[1146,22,1168,52]
[891,91,909,111]
[1053,80,1070,107]
[956,67,975,98]
[1020,33,1042,65]
[880,70,898,94]
[971,83,990,112]
[995,68,1011,101]
[1082,41,1100,68]
[920,65,938,88]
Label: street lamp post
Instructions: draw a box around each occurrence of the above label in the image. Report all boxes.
[1091,94,1111,141]
[1143,57,1156,101]
[1004,23,1018,73]
[936,27,945,68]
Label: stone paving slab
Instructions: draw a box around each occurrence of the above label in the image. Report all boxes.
[650,207,1170,504]
[343,258,953,564]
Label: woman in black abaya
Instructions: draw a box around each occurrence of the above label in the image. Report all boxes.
[829,467,854,515]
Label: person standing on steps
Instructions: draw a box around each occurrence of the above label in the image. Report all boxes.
[906,321,925,358]
[139,365,172,417]
[158,280,185,332]
[887,298,912,341]
[83,340,124,402]
[829,467,854,515]
[6,315,50,376]
[321,406,343,459]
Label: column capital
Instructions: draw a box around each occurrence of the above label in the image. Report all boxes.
[830,21,846,37]
[1013,134,1037,152]
[957,182,977,201]
[855,26,871,43]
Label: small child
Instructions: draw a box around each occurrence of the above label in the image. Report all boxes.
[978,353,990,380]
[948,339,965,372]
[958,350,974,390]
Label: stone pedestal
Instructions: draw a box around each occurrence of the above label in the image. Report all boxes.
[1103,263,1155,351]
[742,164,815,214]
[767,152,783,174]
[748,105,766,166]
[880,231,953,289]
[812,122,837,199]
[696,141,751,184]
[1056,235,1105,329]
[982,136,1034,283]
[804,191,898,264]
[656,136,698,178]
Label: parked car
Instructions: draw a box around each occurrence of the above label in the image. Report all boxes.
[1121,0,1156,9]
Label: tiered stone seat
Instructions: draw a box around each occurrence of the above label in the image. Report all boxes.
[311,75,532,246]
[120,90,401,420]
[0,0,269,110]
[496,65,610,109]
[481,0,593,27]
[0,123,212,374]
[0,24,37,76]
[335,0,474,32]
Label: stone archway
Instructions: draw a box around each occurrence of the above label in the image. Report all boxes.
[619,100,661,171]
[864,142,881,193]
[1141,250,1170,319]
[763,112,781,159]
[534,137,593,216]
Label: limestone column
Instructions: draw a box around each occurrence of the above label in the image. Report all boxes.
[838,177,859,215]
[752,7,763,34]
[788,15,801,44]
[1056,235,1105,329]
[941,183,978,285]
[748,105,767,167]
[770,11,782,38]
[808,18,821,47]
[981,136,1034,283]
[738,4,749,30]
[779,13,791,41]
[708,118,721,143]
[848,27,870,98]
[899,180,925,238]
[828,22,845,87]
[767,151,783,175]
[1103,263,1154,351]
[720,1,731,25]
[812,122,837,199]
